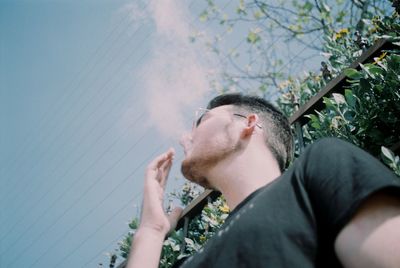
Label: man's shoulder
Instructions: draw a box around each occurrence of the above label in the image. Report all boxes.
[309,137,351,150]
[303,137,361,161]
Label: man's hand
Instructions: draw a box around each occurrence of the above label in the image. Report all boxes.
[127,149,183,268]
[139,148,183,235]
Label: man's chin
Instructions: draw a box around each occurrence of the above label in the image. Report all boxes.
[181,159,213,189]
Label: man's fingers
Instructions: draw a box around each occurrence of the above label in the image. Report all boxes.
[147,148,175,172]
[159,158,173,188]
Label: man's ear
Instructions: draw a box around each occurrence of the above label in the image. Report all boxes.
[241,114,258,138]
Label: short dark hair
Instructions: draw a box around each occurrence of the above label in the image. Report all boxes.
[207,93,293,171]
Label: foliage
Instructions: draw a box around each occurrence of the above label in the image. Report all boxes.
[277,10,400,173]
[306,57,400,155]
[195,0,392,96]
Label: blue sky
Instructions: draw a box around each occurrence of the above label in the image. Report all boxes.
[1,1,197,266]
[1,0,323,267]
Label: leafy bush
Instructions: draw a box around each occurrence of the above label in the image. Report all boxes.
[277,12,400,174]
[305,56,400,155]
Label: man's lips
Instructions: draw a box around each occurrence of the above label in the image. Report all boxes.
[182,146,191,156]
[179,132,193,156]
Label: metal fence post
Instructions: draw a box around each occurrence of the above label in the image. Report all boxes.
[180,216,190,255]
[295,122,305,153]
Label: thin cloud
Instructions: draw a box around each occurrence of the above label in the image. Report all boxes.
[124,0,218,140]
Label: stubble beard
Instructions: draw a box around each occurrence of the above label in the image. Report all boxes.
[181,130,240,189]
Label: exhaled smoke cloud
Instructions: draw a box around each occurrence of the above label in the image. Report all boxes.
[127,0,217,139]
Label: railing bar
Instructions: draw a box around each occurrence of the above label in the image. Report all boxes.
[176,190,220,230]
[295,122,305,153]
[289,38,394,126]
[180,217,190,255]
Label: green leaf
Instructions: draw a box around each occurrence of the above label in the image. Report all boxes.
[344,68,362,79]
[321,3,331,12]
[390,54,400,64]
[369,65,385,76]
[323,97,335,109]
[305,114,318,121]
[311,122,321,129]
[332,93,346,104]
[259,84,267,92]
[343,110,355,122]
[306,114,321,129]
[381,146,395,164]
[129,219,139,230]
[359,78,371,91]
[237,0,247,14]
[344,89,356,108]
[303,1,313,11]
[199,11,208,22]
[247,30,260,44]
[360,63,384,79]
[254,10,263,19]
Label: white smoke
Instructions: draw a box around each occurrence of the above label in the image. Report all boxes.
[125,0,217,139]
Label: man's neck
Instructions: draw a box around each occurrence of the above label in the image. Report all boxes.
[207,146,281,210]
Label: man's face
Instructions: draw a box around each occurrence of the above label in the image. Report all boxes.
[180,105,241,188]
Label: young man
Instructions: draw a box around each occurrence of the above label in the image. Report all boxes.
[127,93,400,267]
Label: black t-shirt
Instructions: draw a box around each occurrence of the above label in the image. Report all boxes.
[179,138,400,267]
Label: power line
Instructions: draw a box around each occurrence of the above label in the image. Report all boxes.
[1,13,141,203]
[3,0,241,266]
[6,124,179,267]
[36,144,180,267]
[0,14,151,208]
[1,0,210,229]
[0,29,153,229]
[82,232,127,268]
[0,91,142,236]
[2,11,132,179]
[0,44,152,237]
[0,108,146,248]
[0,81,138,228]
[3,107,188,264]
[54,196,138,268]
[3,120,151,267]
[80,158,187,268]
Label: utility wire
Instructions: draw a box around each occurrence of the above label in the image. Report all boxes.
[2,0,205,260]
[3,1,276,266]
[0,108,146,252]
[82,232,127,268]
[0,37,152,237]
[0,12,151,213]
[1,0,209,231]
[1,11,141,203]
[0,27,152,229]
[55,152,184,268]
[28,144,165,267]
[4,115,150,267]
[2,12,133,179]
[10,0,241,266]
